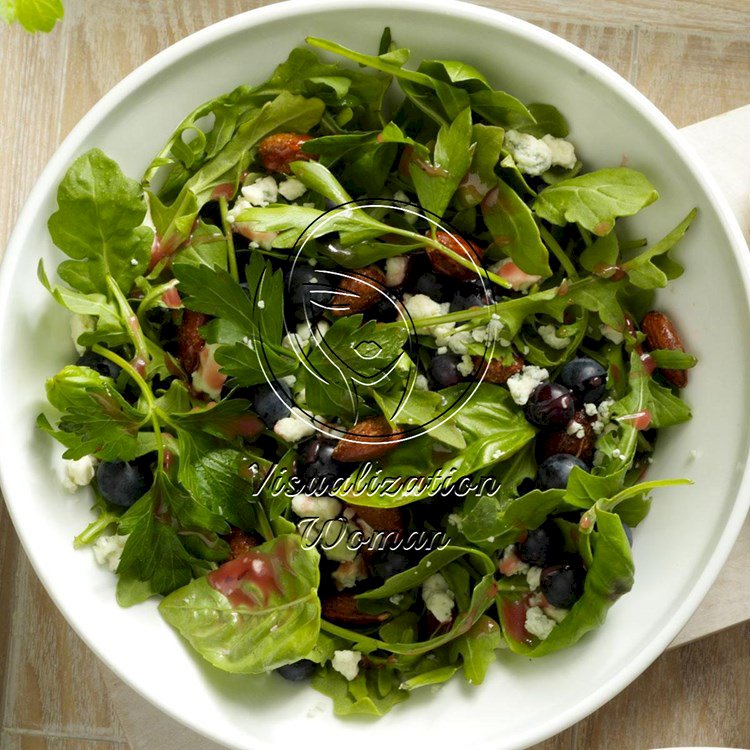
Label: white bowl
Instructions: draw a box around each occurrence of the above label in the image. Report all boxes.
[1,2,749,748]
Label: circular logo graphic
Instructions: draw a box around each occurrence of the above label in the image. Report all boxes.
[254,199,497,444]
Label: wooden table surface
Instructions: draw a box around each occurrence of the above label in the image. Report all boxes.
[1,1,749,748]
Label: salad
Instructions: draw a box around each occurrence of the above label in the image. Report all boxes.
[38,29,697,716]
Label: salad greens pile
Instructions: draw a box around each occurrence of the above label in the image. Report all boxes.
[39,28,696,716]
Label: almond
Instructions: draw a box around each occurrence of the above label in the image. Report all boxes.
[330,265,386,317]
[226,527,262,559]
[331,416,403,462]
[473,352,524,384]
[177,310,209,374]
[258,132,316,174]
[426,230,484,280]
[321,592,390,627]
[641,310,688,388]
[537,409,595,463]
[348,504,405,534]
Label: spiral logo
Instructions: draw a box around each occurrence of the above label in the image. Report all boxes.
[255,199,496,444]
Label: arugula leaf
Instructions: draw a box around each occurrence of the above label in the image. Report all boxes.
[408,107,472,218]
[507,507,634,656]
[456,124,504,207]
[44,365,146,461]
[533,167,659,236]
[482,177,551,276]
[373,386,466,450]
[3,0,63,32]
[595,351,691,471]
[312,662,409,716]
[47,149,152,295]
[37,260,123,338]
[357,546,494,601]
[159,535,321,673]
[449,615,503,684]
[622,208,696,289]
[151,92,324,255]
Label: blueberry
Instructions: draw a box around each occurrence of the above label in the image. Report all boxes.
[429,353,462,388]
[524,382,575,429]
[558,357,607,405]
[298,438,347,491]
[371,550,413,579]
[540,564,586,608]
[449,280,494,312]
[287,265,334,321]
[363,289,400,323]
[76,352,121,381]
[252,381,293,428]
[516,523,564,567]
[96,457,153,507]
[413,271,447,301]
[537,454,589,490]
[275,659,317,681]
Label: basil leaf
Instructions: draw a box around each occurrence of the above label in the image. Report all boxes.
[159,535,321,673]
[533,167,659,236]
[48,149,152,295]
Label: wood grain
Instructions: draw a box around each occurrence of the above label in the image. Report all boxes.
[0,1,749,749]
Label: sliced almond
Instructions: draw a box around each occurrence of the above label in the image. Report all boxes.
[321,592,390,626]
[641,310,688,388]
[426,230,484,280]
[330,265,386,317]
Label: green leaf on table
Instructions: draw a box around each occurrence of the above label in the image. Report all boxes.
[47,149,152,295]
[4,0,63,32]
[159,535,321,673]
[533,167,659,236]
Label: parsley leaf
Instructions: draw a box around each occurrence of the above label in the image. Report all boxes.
[43,365,146,460]
[47,149,152,295]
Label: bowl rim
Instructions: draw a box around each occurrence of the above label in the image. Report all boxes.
[1,1,749,748]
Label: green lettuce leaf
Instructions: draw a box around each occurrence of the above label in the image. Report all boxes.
[159,534,321,673]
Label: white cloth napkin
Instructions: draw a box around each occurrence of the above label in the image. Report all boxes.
[102,105,750,750]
